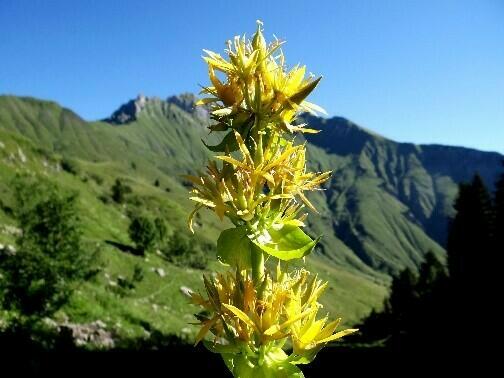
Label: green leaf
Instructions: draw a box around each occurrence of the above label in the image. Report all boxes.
[286,350,320,365]
[208,123,229,132]
[252,225,319,261]
[217,226,252,269]
[203,340,240,355]
[202,130,238,152]
[233,354,305,378]
[221,354,235,374]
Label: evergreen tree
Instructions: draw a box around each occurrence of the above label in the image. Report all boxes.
[446,174,496,352]
[447,175,493,288]
[494,163,504,255]
[359,171,498,360]
[357,252,447,352]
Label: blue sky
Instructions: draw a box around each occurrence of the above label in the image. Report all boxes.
[1,0,503,152]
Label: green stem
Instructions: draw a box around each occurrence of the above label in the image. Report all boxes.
[251,244,265,286]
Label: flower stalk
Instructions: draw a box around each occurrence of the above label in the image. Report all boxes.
[250,244,264,286]
[186,21,358,377]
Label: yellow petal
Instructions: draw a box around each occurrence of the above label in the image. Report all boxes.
[187,204,203,233]
[234,130,253,164]
[194,316,219,346]
[298,192,317,213]
[264,308,314,336]
[222,304,257,331]
[215,155,248,169]
[195,97,220,106]
[315,318,341,341]
[189,197,216,208]
[299,318,326,344]
[301,100,327,115]
[317,328,359,344]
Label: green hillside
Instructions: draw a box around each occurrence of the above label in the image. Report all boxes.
[0,94,501,346]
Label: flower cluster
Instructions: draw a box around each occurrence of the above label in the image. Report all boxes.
[187,130,330,231]
[187,21,357,377]
[191,267,357,376]
[198,20,325,139]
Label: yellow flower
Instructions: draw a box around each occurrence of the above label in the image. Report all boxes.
[188,21,361,377]
[197,21,326,137]
[191,266,357,367]
[186,131,331,231]
[284,270,358,359]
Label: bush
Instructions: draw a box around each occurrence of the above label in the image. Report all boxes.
[161,232,208,270]
[89,173,104,185]
[111,178,132,204]
[128,215,157,254]
[154,217,168,246]
[60,158,80,175]
[111,265,144,297]
[0,175,97,318]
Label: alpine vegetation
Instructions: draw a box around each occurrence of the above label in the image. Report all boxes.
[186,21,357,377]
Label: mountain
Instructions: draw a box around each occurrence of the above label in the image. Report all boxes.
[0,94,501,342]
[302,114,502,274]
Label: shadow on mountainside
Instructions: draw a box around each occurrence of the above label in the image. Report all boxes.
[105,240,143,256]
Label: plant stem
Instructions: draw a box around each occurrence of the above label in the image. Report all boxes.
[251,244,265,286]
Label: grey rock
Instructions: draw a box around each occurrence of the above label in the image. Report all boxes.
[17,147,27,163]
[180,286,193,297]
[155,268,166,277]
[167,93,209,120]
[105,94,148,125]
[61,319,115,349]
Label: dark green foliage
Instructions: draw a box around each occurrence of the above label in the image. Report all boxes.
[98,193,112,204]
[154,217,168,246]
[494,162,504,254]
[60,157,80,175]
[359,168,504,356]
[128,215,157,254]
[445,172,500,349]
[112,265,144,297]
[161,232,208,270]
[89,173,104,185]
[111,178,132,204]
[132,264,144,283]
[0,175,97,318]
[357,251,447,348]
[447,174,494,286]
[126,194,145,208]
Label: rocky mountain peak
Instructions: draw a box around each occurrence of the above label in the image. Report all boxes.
[105,93,208,125]
[166,93,208,120]
[105,93,149,125]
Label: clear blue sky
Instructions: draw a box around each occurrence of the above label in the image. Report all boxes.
[1,0,503,152]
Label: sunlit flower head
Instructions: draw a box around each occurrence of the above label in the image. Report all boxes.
[186,131,331,232]
[190,266,357,375]
[197,20,326,140]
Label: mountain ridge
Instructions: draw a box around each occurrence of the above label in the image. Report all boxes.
[1,93,502,276]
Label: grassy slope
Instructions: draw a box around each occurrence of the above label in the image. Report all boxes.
[0,96,386,342]
[304,114,502,274]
